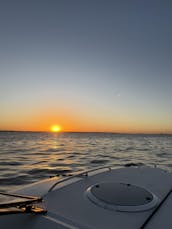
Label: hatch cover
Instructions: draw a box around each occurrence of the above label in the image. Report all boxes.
[86,182,159,212]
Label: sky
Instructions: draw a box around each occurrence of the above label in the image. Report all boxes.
[0,0,172,133]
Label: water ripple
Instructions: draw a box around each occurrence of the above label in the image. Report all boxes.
[0,132,172,191]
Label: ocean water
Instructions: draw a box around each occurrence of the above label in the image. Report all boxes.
[0,132,172,192]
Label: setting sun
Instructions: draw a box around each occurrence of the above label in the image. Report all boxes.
[50,125,61,132]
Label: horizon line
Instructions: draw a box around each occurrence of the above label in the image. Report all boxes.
[0,130,172,135]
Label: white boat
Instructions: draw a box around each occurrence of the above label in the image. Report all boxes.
[0,165,172,229]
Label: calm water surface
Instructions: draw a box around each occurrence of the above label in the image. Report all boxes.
[0,132,172,192]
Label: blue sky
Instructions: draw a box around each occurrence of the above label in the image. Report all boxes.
[0,0,172,133]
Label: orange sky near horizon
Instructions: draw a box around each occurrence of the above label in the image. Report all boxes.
[1,106,172,134]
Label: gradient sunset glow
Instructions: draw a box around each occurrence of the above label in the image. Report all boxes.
[0,1,172,134]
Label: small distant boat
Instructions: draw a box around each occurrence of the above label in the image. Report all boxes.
[0,165,172,228]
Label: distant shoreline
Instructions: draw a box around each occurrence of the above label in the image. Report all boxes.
[0,130,171,136]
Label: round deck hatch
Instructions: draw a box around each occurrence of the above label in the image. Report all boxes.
[86,183,159,212]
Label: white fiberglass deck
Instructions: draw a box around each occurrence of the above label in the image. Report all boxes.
[0,166,172,229]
